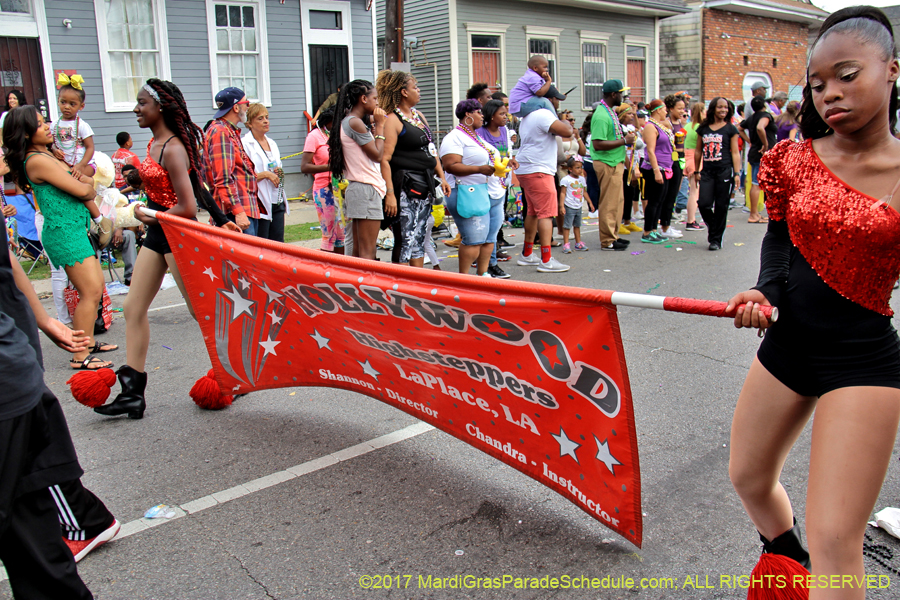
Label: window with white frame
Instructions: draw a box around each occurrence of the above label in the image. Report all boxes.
[93,0,170,111]
[464,24,508,93]
[525,27,561,87]
[207,0,270,104]
[580,32,609,110]
[0,0,30,15]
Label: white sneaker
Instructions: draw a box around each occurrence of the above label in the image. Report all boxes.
[537,257,570,273]
[658,228,683,239]
[516,252,541,267]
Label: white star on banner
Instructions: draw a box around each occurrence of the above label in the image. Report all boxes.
[260,281,282,304]
[238,277,251,291]
[203,267,218,282]
[358,359,381,381]
[551,427,581,464]
[227,260,240,270]
[222,287,254,321]
[593,435,622,475]
[259,337,281,357]
[268,310,283,326]
[310,329,331,351]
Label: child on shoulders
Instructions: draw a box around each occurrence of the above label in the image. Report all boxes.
[509,56,553,118]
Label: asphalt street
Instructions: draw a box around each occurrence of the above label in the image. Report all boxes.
[4,204,900,600]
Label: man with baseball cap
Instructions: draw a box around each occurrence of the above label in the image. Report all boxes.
[515,85,574,272]
[205,87,261,235]
[590,79,635,251]
[751,81,768,99]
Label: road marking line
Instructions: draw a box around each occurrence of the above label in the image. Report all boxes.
[147,302,187,312]
[0,422,435,583]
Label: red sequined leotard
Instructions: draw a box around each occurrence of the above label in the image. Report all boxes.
[753,139,900,398]
[140,139,178,209]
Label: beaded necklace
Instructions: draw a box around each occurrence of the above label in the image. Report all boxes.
[599,100,623,140]
[258,136,285,204]
[647,116,677,161]
[395,107,432,143]
[53,116,81,152]
[456,124,497,163]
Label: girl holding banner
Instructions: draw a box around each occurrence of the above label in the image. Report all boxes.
[726,7,900,596]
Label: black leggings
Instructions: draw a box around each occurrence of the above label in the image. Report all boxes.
[622,169,636,222]
[640,168,670,232]
[659,161,683,228]
[697,166,734,246]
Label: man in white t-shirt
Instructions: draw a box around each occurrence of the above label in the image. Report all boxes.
[514,87,574,273]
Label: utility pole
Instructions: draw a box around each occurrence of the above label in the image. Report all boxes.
[384,0,404,64]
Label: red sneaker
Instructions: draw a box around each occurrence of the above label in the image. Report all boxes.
[64,519,120,563]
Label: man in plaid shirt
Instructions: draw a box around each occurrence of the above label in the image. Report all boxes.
[205,87,261,235]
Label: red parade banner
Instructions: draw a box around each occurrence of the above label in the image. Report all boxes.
[159,213,642,547]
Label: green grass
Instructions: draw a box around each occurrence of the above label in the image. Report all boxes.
[283,222,325,244]
[22,258,52,281]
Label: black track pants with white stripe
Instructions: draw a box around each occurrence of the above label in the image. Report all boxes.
[50,479,116,541]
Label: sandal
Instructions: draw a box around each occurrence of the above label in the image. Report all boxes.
[92,341,119,353]
[550,239,562,247]
[70,355,113,370]
[748,216,769,224]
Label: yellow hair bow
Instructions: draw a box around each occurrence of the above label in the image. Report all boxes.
[57,72,84,90]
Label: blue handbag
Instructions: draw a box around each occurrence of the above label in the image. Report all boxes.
[456,183,490,218]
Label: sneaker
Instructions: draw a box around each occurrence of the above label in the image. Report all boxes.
[537,257,570,272]
[601,240,629,251]
[574,242,588,251]
[641,232,665,244]
[658,228,683,239]
[488,264,511,279]
[562,243,573,254]
[65,519,120,563]
[633,207,644,220]
[618,224,631,235]
[684,221,705,230]
[516,252,541,267]
[625,222,643,233]
[496,250,511,262]
[481,272,491,277]
[618,238,631,245]
[499,239,515,249]
[709,242,721,251]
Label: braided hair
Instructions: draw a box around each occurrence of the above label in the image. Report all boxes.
[144,78,228,224]
[801,6,898,139]
[376,69,413,114]
[327,79,374,189]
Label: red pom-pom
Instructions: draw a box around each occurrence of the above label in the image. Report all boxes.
[67,368,117,408]
[747,553,809,600]
[190,369,233,410]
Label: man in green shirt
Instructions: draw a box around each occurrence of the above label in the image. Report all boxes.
[590,80,636,251]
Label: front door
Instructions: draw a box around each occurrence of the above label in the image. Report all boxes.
[0,37,48,120]
[309,44,349,114]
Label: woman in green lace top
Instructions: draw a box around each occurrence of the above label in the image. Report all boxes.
[2,106,117,370]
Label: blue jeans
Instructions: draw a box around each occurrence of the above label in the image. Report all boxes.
[227,213,259,236]
[487,194,505,266]
[675,174,689,211]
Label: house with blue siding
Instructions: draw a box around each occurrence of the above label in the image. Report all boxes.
[376,0,689,136]
[0,0,378,189]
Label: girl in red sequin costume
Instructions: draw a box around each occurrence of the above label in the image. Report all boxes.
[94,79,238,419]
[726,7,900,597]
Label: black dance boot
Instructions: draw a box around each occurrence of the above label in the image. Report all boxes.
[94,365,147,419]
[759,518,811,570]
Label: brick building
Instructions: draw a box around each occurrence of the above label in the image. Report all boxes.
[660,0,827,105]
